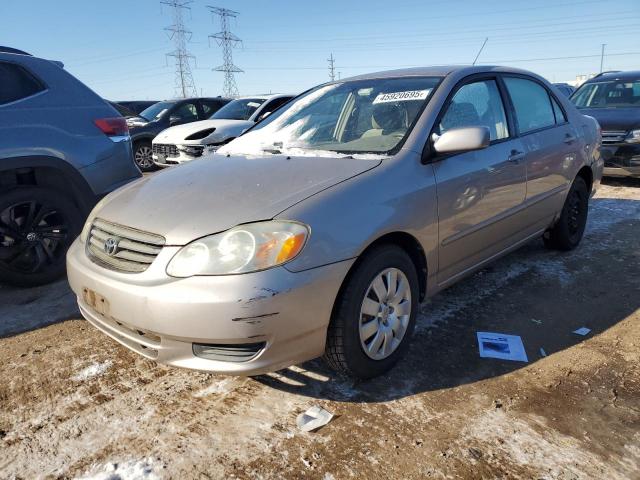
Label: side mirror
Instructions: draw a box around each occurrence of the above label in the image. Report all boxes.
[169,115,181,126]
[432,126,490,154]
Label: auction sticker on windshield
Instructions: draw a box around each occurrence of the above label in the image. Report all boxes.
[373,89,431,104]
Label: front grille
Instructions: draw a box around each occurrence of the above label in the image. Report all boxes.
[601,130,628,144]
[152,143,178,157]
[87,218,165,273]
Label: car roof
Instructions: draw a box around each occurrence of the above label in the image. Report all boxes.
[339,65,540,82]
[586,70,640,82]
[162,97,232,103]
[234,94,294,101]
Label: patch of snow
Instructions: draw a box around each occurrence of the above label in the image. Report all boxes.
[72,360,112,381]
[76,458,163,480]
[193,378,235,397]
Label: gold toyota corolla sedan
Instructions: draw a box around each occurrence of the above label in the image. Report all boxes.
[67,66,602,379]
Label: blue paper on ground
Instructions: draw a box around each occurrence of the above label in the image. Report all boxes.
[477,332,528,362]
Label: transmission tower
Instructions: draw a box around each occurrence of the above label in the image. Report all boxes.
[328,53,336,81]
[208,6,242,97]
[162,0,197,98]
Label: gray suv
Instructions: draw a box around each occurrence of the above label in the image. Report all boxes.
[0,49,141,286]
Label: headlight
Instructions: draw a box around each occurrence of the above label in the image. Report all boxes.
[177,144,205,156]
[625,129,640,144]
[166,221,309,277]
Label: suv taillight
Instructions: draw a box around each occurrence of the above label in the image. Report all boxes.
[94,117,129,138]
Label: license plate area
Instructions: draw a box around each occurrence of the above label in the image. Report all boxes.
[82,287,110,316]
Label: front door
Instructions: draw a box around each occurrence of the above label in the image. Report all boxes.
[431,78,527,285]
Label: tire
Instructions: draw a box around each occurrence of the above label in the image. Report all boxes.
[324,245,419,379]
[543,176,589,251]
[0,187,83,287]
[133,140,155,172]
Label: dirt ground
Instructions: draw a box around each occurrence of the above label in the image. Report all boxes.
[1,179,639,480]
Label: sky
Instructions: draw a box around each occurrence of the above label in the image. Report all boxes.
[2,0,639,100]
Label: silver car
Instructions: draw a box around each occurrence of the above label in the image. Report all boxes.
[66,66,602,379]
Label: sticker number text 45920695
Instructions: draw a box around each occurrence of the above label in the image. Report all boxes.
[372,89,432,104]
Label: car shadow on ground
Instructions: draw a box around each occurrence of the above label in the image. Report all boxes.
[602,176,640,188]
[255,197,640,403]
[0,279,78,338]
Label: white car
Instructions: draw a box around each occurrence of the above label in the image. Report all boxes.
[152,94,293,166]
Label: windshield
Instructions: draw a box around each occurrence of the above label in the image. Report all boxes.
[572,79,640,108]
[211,98,266,120]
[219,77,441,157]
[139,101,173,121]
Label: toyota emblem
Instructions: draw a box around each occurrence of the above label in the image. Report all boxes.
[104,237,120,256]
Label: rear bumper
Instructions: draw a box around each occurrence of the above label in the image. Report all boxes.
[66,239,352,375]
[601,144,640,178]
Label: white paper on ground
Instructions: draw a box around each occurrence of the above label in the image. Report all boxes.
[573,327,591,336]
[477,332,528,362]
[296,406,334,432]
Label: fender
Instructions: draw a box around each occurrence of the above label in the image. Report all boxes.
[0,154,98,214]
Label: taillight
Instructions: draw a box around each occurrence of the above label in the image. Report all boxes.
[94,117,129,138]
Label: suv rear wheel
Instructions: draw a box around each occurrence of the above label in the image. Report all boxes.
[0,187,82,287]
[133,140,155,172]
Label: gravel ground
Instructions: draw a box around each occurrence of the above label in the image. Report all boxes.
[0,180,639,480]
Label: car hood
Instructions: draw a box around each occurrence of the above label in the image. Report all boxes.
[577,107,640,131]
[95,154,381,245]
[153,119,254,144]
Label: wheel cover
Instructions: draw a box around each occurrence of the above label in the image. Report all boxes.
[359,267,412,360]
[135,145,153,168]
[0,200,69,274]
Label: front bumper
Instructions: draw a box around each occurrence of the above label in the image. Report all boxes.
[601,144,640,178]
[66,239,353,375]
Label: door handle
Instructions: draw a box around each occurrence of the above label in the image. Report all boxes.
[507,150,525,164]
[564,134,577,144]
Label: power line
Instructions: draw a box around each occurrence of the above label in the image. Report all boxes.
[208,6,243,97]
[161,0,198,98]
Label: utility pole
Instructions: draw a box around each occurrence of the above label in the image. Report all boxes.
[161,0,197,98]
[600,43,606,73]
[472,37,488,66]
[209,6,242,97]
[328,53,336,81]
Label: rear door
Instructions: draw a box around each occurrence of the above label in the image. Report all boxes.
[502,76,578,230]
[432,76,527,284]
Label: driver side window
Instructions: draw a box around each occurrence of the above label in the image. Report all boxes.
[172,102,198,122]
[439,80,509,141]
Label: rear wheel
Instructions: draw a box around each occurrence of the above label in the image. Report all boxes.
[133,140,155,172]
[324,245,419,379]
[543,176,589,251]
[0,187,82,287]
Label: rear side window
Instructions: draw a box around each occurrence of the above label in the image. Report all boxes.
[438,79,509,141]
[200,100,225,118]
[0,61,45,105]
[551,96,567,124]
[504,77,555,134]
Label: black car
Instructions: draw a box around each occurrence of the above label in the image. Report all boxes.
[116,100,159,115]
[107,101,136,118]
[127,97,230,171]
[553,83,576,97]
[571,71,640,178]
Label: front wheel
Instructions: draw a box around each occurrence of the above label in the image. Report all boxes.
[543,176,589,251]
[133,141,155,172]
[0,187,82,287]
[324,245,419,379]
